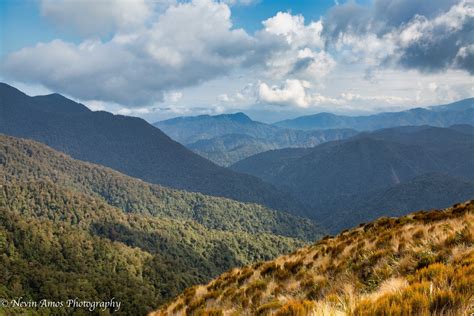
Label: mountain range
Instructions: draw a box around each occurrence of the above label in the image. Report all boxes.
[274,98,474,130]
[0,134,323,314]
[231,125,474,232]
[1,82,473,315]
[154,113,357,166]
[0,83,305,215]
[154,201,474,315]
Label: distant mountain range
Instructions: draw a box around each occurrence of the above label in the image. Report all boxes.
[231,125,474,232]
[0,83,306,215]
[154,113,357,166]
[274,98,474,130]
[0,134,323,313]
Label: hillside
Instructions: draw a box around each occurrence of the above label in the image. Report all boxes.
[0,134,323,314]
[154,201,474,315]
[274,98,474,130]
[155,113,357,166]
[232,125,474,232]
[0,83,305,215]
[0,134,321,240]
[187,134,278,167]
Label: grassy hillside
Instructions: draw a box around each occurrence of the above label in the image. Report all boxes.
[154,201,473,315]
[0,134,323,314]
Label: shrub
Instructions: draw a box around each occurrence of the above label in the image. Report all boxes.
[186,297,206,314]
[256,300,282,315]
[275,267,291,281]
[275,300,315,316]
[260,262,279,277]
[415,250,436,270]
[237,269,254,285]
[284,260,304,274]
[195,308,224,316]
[429,290,457,313]
[245,280,267,297]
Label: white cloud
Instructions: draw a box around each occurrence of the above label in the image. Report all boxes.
[328,0,474,74]
[260,12,335,82]
[222,0,258,6]
[3,0,266,106]
[117,106,152,116]
[2,0,472,118]
[259,79,312,108]
[40,0,164,36]
[263,12,324,48]
[164,91,183,103]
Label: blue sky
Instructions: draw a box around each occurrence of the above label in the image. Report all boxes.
[0,0,340,55]
[1,0,472,122]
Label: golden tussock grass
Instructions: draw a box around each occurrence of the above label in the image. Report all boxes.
[151,201,474,316]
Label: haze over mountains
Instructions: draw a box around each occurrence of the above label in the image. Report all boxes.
[0,83,305,215]
[155,113,357,166]
[275,98,474,130]
[155,98,474,166]
[2,82,473,233]
[232,125,474,232]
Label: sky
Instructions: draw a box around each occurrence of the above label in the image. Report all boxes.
[0,0,473,123]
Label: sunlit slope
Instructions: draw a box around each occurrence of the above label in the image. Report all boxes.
[154,201,473,315]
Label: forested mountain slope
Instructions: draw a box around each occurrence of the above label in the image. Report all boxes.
[0,134,323,314]
[0,83,305,214]
[232,125,474,232]
[155,112,356,166]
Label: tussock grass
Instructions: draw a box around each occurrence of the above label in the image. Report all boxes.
[152,201,474,316]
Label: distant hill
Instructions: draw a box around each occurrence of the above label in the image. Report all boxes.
[274,98,474,130]
[154,201,474,315]
[155,113,357,166]
[232,125,474,232]
[0,134,323,314]
[187,133,279,167]
[0,83,306,215]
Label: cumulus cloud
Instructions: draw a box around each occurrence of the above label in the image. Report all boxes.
[263,12,324,48]
[3,0,275,106]
[258,79,348,108]
[3,1,337,107]
[222,0,258,6]
[259,79,312,108]
[325,0,474,74]
[260,12,336,82]
[40,0,165,36]
[2,0,472,114]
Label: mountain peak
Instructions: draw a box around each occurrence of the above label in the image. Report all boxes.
[0,82,28,99]
[217,112,252,122]
[31,93,91,115]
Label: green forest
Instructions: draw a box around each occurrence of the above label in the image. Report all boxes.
[0,135,322,314]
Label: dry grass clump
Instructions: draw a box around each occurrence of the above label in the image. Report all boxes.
[152,201,474,316]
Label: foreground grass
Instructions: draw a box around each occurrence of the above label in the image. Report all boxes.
[153,201,474,315]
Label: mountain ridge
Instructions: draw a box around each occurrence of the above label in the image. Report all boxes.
[0,82,306,215]
[231,125,474,232]
[155,112,357,166]
[274,98,474,130]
